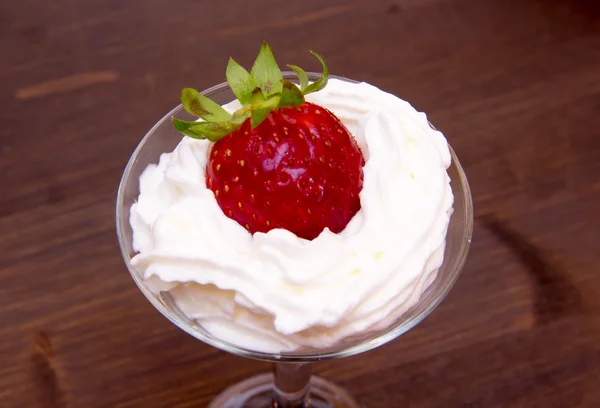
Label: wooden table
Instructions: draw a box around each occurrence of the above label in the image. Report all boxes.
[2,0,599,406]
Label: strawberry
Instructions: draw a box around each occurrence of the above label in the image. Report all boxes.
[172,42,364,240]
[206,102,364,240]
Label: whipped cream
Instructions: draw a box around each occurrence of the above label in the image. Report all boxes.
[130,79,453,353]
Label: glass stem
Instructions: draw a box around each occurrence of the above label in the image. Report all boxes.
[273,362,312,407]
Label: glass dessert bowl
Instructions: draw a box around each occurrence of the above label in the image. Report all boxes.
[116,73,473,407]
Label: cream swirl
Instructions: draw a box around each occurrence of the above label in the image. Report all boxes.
[130,79,453,353]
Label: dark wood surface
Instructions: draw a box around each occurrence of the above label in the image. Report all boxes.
[2,0,600,406]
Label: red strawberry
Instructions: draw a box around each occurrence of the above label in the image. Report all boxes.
[206,102,364,240]
[172,42,365,240]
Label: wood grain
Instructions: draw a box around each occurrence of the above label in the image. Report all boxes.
[1,0,599,406]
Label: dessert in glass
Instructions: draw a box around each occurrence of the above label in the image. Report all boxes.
[116,43,473,407]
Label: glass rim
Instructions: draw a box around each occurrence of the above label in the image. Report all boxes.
[116,73,474,362]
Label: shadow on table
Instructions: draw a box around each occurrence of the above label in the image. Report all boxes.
[531,0,600,31]
[478,214,582,325]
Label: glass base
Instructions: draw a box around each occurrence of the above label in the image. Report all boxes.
[209,373,361,408]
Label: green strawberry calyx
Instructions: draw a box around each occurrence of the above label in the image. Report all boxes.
[172,42,328,142]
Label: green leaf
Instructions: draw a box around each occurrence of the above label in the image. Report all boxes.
[226,58,254,105]
[251,42,283,98]
[231,107,252,126]
[288,64,309,91]
[181,88,232,122]
[250,87,280,128]
[172,118,232,142]
[303,51,328,95]
[279,80,305,108]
